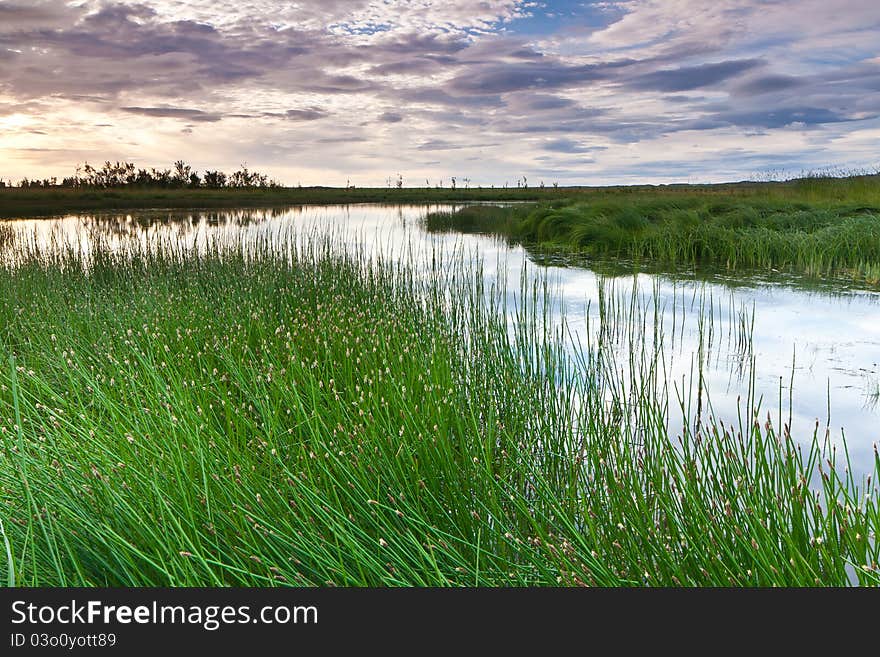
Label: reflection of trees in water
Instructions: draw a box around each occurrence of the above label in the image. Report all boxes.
[76,206,305,239]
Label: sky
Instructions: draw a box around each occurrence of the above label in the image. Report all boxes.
[1,0,879,187]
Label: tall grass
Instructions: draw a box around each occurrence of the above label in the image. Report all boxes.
[0,224,13,249]
[427,189,880,284]
[0,232,877,586]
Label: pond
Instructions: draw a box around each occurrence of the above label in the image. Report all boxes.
[2,203,878,478]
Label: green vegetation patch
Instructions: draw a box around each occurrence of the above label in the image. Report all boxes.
[0,235,877,586]
[425,176,880,284]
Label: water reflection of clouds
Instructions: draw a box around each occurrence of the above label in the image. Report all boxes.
[3,203,879,477]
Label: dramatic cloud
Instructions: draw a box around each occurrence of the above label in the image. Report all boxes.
[446,60,608,95]
[712,107,846,129]
[625,59,764,92]
[1,0,879,185]
[734,75,805,96]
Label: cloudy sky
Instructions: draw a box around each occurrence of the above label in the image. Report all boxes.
[1,0,879,186]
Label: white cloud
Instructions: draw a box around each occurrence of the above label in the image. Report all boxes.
[136,0,528,33]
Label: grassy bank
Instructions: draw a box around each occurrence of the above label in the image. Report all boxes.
[0,234,878,586]
[2,173,879,220]
[0,186,560,219]
[425,175,880,283]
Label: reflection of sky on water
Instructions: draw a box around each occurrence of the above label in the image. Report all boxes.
[3,204,879,477]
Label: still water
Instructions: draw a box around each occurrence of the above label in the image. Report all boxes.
[3,204,878,477]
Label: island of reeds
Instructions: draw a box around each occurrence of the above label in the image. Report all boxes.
[424,173,880,284]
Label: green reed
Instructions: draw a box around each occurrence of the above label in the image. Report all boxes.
[425,180,880,285]
[0,230,877,586]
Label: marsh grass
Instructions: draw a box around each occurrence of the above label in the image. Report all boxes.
[0,224,13,249]
[0,231,877,586]
[425,176,880,284]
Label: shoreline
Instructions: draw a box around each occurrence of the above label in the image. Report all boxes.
[4,176,876,219]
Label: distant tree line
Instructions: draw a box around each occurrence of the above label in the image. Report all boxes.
[4,160,282,189]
